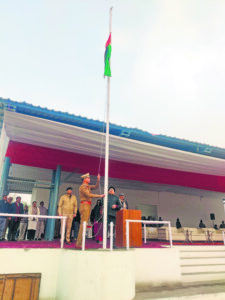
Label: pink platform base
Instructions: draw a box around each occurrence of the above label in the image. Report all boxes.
[0,239,223,250]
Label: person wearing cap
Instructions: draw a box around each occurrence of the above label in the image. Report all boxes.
[107,186,121,238]
[58,187,77,245]
[76,173,104,248]
[119,193,129,210]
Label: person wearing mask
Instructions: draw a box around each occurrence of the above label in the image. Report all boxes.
[27,201,40,241]
[119,193,129,210]
[76,173,104,248]
[18,205,29,240]
[58,187,77,245]
[35,201,47,240]
[8,196,24,241]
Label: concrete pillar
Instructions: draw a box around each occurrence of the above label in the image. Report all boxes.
[0,156,10,199]
[46,166,61,241]
[45,170,56,240]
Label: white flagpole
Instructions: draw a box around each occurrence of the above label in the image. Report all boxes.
[103,7,113,250]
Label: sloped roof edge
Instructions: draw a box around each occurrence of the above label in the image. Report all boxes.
[1,97,225,160]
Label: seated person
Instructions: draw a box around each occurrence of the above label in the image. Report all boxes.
[214,224,218,230]
[220,221,225,229]
[176,218,182,229]
[158,216,164,228]
[199,219,206,228]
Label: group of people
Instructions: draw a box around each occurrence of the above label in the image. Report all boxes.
[58,173,129,248]
[0,195,47,241]
[175,218,225,230]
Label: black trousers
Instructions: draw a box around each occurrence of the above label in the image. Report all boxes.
[8,220,20,241]
[27,230,36,240]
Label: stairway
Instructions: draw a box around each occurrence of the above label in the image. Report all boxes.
[178,245,225,282]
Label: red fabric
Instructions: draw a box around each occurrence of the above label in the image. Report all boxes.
[6,141,225,192]
[105,33,111,48]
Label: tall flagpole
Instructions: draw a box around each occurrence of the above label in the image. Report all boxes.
[103,7,113,250]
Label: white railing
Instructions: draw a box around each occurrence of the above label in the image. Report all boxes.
[82,221,86,251]
[110,222,113,251]
[0,213,67,249]
[81,221,114,251]
[126,220,173,250]
[222,231,225,246]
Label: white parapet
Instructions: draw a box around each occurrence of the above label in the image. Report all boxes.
[0,249,135,300]
[134,248,182,287]
[56,250,135,300]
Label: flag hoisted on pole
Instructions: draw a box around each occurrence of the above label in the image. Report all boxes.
[104,33,112,77]
[103,7,113,250]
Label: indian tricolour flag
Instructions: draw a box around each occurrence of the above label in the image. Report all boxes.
[104,33,112,77]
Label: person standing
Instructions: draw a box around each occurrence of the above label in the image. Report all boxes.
[27,201,40,241]
[76,173,104,248]
[107,186,121,238]
[18,205,29,240]
[58,187,77,245]
[71,209,80,242]
[92,199,103,243]
[8,196,24,241]
[0,195,10,241]
[35,201,47,240]
[3,196,13,240]
[118,193,129,210]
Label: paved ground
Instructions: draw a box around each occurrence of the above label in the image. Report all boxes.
[134,280,225,299]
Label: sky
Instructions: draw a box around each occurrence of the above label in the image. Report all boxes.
[1,0,225,147]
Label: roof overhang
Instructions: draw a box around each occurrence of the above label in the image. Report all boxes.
[4,110,225,176]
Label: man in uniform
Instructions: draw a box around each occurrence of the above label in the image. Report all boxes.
[76,173,104,248]
[58,187,77,245]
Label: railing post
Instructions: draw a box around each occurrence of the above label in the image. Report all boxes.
[110,222,113,250]
[126,220,129,250]
[144,224,147,244]
[60,217,66,249]
[168,222,173,248]
[82,221,86,251]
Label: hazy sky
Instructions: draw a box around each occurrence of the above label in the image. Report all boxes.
[1,0,225,147]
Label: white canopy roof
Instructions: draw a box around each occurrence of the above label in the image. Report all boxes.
[4,110,225,176]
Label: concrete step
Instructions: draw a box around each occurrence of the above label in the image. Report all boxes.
[181,272,225,282]
[180,251,225,259]
[180,257,225,265]
[154,293,225,299]
[181,264,225,273]
[176,246,225,251]
[135,280,225,299]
